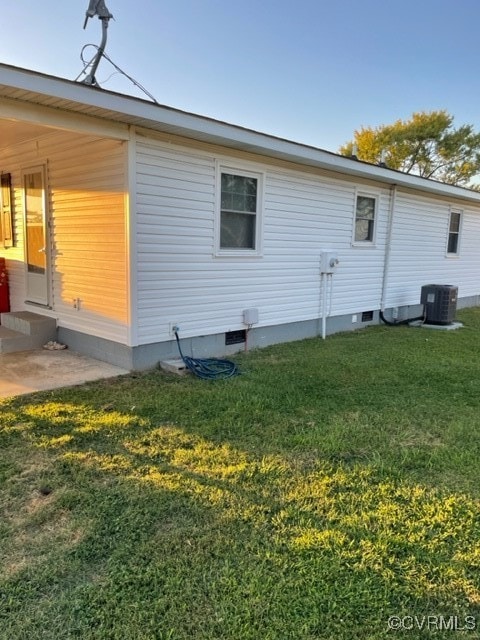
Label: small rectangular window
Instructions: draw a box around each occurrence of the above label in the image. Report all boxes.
[0,173,14,248]
[447,210,461,255]
[217,166,263,255]
[354,194,376,243]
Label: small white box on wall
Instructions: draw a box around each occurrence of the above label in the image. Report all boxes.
[243,308,259,325]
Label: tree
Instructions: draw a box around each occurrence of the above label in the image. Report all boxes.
[339,111,480,188]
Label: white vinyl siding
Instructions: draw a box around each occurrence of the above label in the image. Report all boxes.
[0,130,128,342]
[135,137,389,344]
[385,193,480,308]
[263,173,388,319]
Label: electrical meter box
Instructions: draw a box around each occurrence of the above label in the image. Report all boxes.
[320,252,339,274]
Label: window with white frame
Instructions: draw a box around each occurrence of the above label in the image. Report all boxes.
[218,169,261,252]
[447,210,462,255]
[0,173,14,248]
[354,193,377,243]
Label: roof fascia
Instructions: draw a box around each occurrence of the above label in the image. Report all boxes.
[1,64,480,204]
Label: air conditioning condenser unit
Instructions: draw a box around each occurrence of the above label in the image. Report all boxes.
[420,284,458,325]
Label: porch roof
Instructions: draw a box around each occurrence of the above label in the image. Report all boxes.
[1,62,480,204]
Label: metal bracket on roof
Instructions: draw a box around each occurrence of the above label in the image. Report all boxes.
[81,0,114,87]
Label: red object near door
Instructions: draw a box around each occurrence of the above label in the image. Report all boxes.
[0,257,10,315]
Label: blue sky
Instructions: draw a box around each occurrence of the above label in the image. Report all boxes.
[1,1,479,152]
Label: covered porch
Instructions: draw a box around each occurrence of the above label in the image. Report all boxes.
[0,81,132,361]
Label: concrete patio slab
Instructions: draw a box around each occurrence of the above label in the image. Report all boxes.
[0,349,130,399]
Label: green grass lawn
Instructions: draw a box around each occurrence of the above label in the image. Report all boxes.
[1,308,480,639]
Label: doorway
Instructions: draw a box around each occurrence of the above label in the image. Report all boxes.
[24,166,50,306]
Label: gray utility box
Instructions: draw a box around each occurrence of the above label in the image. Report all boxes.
[420,284,458,325]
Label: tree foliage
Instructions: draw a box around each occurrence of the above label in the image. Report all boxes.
[339,111,480,188]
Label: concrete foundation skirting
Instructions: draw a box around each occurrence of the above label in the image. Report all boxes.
[58,299,479,371]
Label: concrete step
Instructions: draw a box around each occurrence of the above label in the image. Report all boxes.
[0,312,57,353]
[1,311,56,335]
[0,326,38,354]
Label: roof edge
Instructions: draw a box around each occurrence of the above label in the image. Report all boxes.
[1,62,480,204]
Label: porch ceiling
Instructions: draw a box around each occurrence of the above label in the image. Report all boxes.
[0,119,55,150]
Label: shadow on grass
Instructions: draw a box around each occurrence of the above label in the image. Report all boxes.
[1,409,480,637]
[1,309,480,638]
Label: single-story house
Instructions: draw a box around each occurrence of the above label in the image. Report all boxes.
[1,63,479,369]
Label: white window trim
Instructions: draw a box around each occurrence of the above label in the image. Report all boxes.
[214,161,264,257]
[351,189,379,247]
[446,207,463,257]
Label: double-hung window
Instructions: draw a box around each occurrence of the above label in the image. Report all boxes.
[0,173,14,248]
[353,192,377,244]
[217,167,262,254]
[447,209,462,255]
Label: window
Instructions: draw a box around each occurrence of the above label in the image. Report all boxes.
[354,193,377,243]
[0,173,14,248]
[447,210,462,255]
[218,168,262,253]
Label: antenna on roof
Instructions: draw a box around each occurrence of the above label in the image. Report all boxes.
[81,0,113,87]
[75,1,159,103]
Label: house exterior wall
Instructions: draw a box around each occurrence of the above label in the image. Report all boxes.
[0,130,128,343]
[385,190,480,308]
[134,134,480,349]
[134,136,384,344]
[2,120,479,369]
